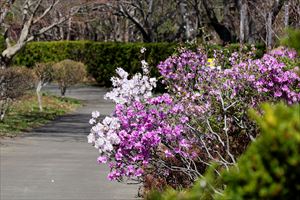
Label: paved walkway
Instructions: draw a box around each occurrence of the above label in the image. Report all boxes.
[0,85,139,200]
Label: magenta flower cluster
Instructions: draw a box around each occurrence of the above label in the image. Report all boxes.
[269,47,297,59]
[158,48,300,104]
[105,94,196,181]
[237,54,300,104]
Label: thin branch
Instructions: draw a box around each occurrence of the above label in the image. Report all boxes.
[206,119,225,146]
[27,6,80,42]
[33,0,60,24]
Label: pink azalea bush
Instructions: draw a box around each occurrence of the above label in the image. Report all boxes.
[88,47,300,189]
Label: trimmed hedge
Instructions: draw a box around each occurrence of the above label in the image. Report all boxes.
[13,41,177,86]
[13,41,265,86]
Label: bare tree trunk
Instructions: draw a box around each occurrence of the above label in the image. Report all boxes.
[114,16,121,41]
[0,99,10,121]
[60,25,64,40]
[193,0,203,38]
[180,0,191,41]
[284,1,289,27]
[1,39,28,69]
[145,0,154,42]
[2,19,31,67]
[60,86,66,96]
[57,11,65,40]
[244,4,249,43]
[80,23,85,40]
[266,12,273,50]
[240,0,247,43]
[67,17,72,40]
[0,101,6,121]
[36,81,43,112]
[202,0,236,43]
[124,19,129,42]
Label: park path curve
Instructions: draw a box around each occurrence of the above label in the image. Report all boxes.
[0,85,139,200]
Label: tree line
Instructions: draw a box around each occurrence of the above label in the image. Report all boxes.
[0,0,300,68]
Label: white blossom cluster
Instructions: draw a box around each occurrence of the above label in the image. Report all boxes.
[104,64,157,104]
[87,111,121,155]
[141,60,150,75]
[140,47,146,54]
[88,47,157,162]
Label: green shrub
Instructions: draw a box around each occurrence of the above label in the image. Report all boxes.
[53,59,86,96]
[147,103,300,200]
[220,103,300,200]
[13,41,265,86]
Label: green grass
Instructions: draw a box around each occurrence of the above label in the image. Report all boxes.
[0,92,82,137]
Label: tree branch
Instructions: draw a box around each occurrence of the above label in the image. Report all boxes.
[202,0,235,43]
[28,6,80,42]
[33,0,60,24]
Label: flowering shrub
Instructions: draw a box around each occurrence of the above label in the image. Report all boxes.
[88,47,299,190]
[158,47,300,104]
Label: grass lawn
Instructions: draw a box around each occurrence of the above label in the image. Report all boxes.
[0,92,82,137]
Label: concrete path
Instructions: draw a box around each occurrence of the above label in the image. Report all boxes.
[0,85,139,200]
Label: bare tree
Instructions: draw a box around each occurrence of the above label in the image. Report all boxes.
[201,0,237,44]
[101,0,181,42]
[0,0,82,69]
[2,0,299,45]
[33,62,53,111]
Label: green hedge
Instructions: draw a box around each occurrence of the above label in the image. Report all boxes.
[13,41,177,86]
[13,41,265,86]
[147,103,300,200]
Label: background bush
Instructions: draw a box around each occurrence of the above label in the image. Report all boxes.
[147,103,300,200]
[53,59,86,96]
[0,67,35,121]
[13,41,265,86]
